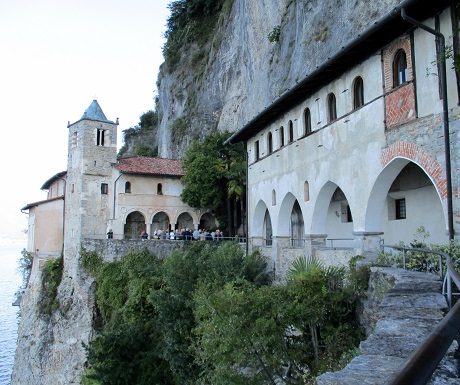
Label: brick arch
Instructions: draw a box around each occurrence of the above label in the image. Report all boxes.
[383,35,413,92]
[381,141,447,200]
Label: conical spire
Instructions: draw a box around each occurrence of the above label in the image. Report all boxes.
[80,100,111,122]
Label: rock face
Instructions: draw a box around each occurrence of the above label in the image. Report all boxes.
[152,0,408,158]
[316,267,459,385]
[12,256,96,385]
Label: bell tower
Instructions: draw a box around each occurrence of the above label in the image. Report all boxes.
[64,100,118,262]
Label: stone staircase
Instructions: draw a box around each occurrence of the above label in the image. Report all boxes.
[316,267,460,385]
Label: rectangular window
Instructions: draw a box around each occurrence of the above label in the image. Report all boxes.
[101,183,109,194]
[396,198,406,219]
[96,129,105,146]
[72,132,78,148]
[254,140,260,161]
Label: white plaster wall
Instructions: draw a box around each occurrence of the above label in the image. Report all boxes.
[414,9,457,117]
[247,10,457,254]
[382,185,447,245]
[248,53,386,238]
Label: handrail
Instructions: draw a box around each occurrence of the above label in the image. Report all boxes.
[380,244,460,308]
[381,244,460,385]
[327,237,354,249]
[384,295,460,385]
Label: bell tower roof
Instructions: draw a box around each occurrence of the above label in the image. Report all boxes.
[80,100,113,123]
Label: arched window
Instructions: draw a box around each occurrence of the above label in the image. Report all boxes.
[304,181,310,202]
[304,108,312,136]
[327,93,337,123]
[353,76,364,109]
[267,132,273,154]
[288,120,294,143]
[393,49,408,87]
[279,126,284,147]
[157,183,163,195]
[125,181,131,193]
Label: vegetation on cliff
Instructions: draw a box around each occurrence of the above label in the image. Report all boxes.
[163,0,234,73]
[118,110,159,159]
[81,244,368,385]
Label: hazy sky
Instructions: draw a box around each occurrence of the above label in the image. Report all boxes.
[0,0,170,241]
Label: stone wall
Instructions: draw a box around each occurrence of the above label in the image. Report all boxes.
[80,238,185,262]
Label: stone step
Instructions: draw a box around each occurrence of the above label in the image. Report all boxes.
[315,267,457,384]
[315,355,406,385]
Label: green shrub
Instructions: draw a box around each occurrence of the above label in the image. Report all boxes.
[170,117,188,143]
[139,110,158,129]
[268,25,281,42]
[38,256,63,315]
[133,143,158,157]
[18,248,33,288]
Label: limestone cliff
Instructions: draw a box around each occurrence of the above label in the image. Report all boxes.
[12,256,97,385]
[152,0,404,159]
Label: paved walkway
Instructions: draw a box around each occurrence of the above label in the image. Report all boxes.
[316,267,459,385]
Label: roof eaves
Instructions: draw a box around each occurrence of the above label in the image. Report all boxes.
[21,195,65,212]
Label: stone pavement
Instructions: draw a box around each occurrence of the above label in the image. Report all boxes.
[316,267,459,385]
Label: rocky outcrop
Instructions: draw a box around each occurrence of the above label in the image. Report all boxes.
[154,0,412,158]
[316,267,459,384]
[12,255,96,385]
[11,240,189,385]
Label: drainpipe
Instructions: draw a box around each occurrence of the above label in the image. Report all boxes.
[246,151,249,255]
[57,177,67,256]
[112,173,122,220]
[401,8,454,242]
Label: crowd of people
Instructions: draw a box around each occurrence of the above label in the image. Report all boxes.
[107,228,225,241]
[151,228,224,241]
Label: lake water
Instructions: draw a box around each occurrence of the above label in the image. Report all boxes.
[0,243,25,385]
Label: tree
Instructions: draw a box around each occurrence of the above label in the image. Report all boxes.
[193,256,365,384]
[180,131,246,235]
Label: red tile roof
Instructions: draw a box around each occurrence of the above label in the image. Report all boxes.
[114,156,184,177]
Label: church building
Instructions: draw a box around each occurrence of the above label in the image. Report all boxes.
[22,100,217,260]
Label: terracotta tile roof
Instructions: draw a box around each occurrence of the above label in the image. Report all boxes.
[21,195,65,212]
[114,156,184,177]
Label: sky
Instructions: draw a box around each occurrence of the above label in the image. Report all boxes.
[0,0,171,242]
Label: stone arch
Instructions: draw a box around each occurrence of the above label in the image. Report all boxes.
[123,210,146,240]
[151,211,171,234]
[199,212,217,231]
[365,142,447,233]
[264,209,273,245]
[253,199,270,238]
[123,208,148,224]
[175,211,195,231]
[310,181,340,235]
[277,192,302,236]
[310,182,354,246]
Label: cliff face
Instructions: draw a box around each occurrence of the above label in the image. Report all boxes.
[154,0,402,159]
[13,1,414,383]
[12,256,96,385]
